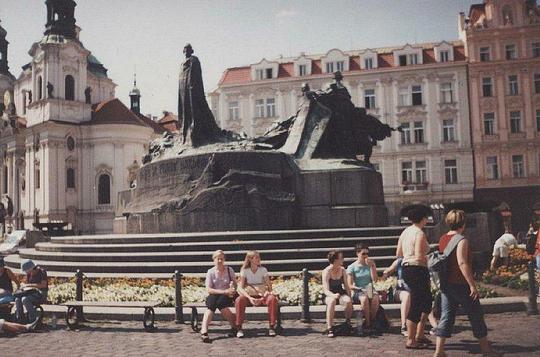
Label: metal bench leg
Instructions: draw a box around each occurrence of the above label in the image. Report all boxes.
[66,306,79,330]
[276,305,283,335]
[190,307,200,332]
[143,307,156,332]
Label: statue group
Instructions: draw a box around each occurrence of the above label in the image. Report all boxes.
[174,44,400,165]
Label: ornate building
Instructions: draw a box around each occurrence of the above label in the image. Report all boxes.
[210,42,474,224]
[461,0,540,230]
[0,20,15,115]
[0,1,161,233]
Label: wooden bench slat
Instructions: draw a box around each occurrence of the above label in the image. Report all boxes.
[61,301,161,308]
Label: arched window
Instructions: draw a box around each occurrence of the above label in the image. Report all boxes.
[37,76,43,100]
[65,75,75,100]
[66,168,75,189]
[98,174,111,204]
[2,165,7,194]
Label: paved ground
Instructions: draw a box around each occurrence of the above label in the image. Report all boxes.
[1,312,539,357]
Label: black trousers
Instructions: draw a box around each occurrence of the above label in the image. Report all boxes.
[402,265,432,323]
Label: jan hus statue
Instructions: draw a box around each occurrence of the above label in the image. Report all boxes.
[178,43,231,147]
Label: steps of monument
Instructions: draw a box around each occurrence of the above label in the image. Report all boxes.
[49,226,404,245]
[3,254,397,274]
[35,235,400,253]
[19,245,400,263]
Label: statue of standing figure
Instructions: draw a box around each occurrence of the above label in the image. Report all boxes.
[178,43,229,147]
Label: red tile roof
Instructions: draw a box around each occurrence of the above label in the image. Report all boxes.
[469,3,486,23]
[378,53,394,68]
[454,46,466,61]
[134,112,165,134]
[89,99,148,127]
[311,60,322,75]
[423,49,437,64]
[349,56,361,71]
[158,111,180,133]
[278,63,294,78]
[218,67,251,86]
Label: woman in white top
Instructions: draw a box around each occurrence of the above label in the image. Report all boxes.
[396,206,433,350]
[235,251,279,338]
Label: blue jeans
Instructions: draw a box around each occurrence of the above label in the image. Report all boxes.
[435,284,487,339]
[15,291,45,323]
[0,294,15,304]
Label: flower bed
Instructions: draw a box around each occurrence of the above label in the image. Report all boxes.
[482,248,540,290]
[46,272,498,307]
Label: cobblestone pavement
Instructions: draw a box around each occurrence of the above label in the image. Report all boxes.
[1,312,539,357]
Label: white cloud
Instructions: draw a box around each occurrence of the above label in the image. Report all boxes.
[276,9,298,19]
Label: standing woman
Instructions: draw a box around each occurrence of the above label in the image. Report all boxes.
[396,206,432,349]
[235,251,279,338]
[434,210,499,357]
[322,251,353,337]
[201,250,238,343]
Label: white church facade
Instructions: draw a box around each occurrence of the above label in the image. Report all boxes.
[0,1,161,234]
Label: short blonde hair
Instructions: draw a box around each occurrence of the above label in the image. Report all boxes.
[445,209,466,230]
[212,250,225,260]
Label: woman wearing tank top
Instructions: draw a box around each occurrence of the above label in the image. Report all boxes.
[396,206,432,349]
[433,210,499,357]
[322,250,353,337]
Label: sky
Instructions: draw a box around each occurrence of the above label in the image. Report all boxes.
[0,0,479,117]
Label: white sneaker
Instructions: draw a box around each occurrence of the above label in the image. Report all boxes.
[236,329,244,338]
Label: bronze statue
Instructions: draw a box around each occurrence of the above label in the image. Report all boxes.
[178,43,223,147]
[256,72,401,165]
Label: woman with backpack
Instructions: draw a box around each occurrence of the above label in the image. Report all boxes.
[433,210,499,357]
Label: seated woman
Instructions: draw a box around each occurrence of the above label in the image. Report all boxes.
[201,250,238,343]
[0,257,20,305]
[322,250,353,338]
[347,243,380,333]
[15,260,47,324]
[235,251,279,338]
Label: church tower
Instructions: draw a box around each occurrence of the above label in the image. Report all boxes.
[129,74,141,114]
[0,20,10,75]
[44,0,77,39]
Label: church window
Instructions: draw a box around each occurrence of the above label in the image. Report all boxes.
[37,76,43,100]
[65,75,75,100]
[67,136,75,151]
[2,166,7,194]
[35,164,41,189]
[98,174,111,204]
[66,168,75,189]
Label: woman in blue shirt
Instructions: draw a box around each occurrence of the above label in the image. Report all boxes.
[347,243,380,332]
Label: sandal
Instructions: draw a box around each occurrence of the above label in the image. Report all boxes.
[201,333,210,343]
[406,342,427,350]
[327,327,335,338]
[417,336,433,344]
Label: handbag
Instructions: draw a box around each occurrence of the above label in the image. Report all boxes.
[374,306,391,332]
[13,288,41,299]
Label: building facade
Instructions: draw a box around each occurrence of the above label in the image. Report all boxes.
[461,0,540,230]
[0,1,160,233]
[210,42,475,224]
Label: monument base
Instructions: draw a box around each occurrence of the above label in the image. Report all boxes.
[122,151,388,233]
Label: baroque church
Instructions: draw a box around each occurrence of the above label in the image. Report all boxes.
[0,0,163,234]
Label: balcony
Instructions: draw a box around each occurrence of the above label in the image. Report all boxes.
[401,181,429,193]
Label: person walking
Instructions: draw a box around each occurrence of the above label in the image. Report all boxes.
[396,206,432,349]
[433,210,500,357]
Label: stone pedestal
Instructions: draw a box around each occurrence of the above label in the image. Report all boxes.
[122,152,388,233]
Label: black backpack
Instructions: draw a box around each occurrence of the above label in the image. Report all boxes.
[526,231,538,255]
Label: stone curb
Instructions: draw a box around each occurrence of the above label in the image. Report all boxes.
[39,296,535,323]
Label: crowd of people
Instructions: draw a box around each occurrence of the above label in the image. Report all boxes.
[197,207,506,356]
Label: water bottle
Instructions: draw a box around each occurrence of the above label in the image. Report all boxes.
[356,309,364,335]
[367,283,374,300]
[51,313,57,329]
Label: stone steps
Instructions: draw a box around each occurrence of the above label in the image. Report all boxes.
[4,227,408,277]
[34,235,400,253]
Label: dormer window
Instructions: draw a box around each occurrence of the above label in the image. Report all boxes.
[251,59,279,81]
[294,55,312,77]
[364,57,373,69]
[298,64,307,76]
[439,51,449,62]
[255,68,273,80]
[326,61,344,73]
[409,54,418,65]
[321,49,349,73]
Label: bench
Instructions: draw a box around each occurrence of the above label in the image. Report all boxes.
[61,301,160,332]
[184,302,285,334]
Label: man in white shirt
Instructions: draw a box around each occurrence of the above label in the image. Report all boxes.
[490,230,518,270]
